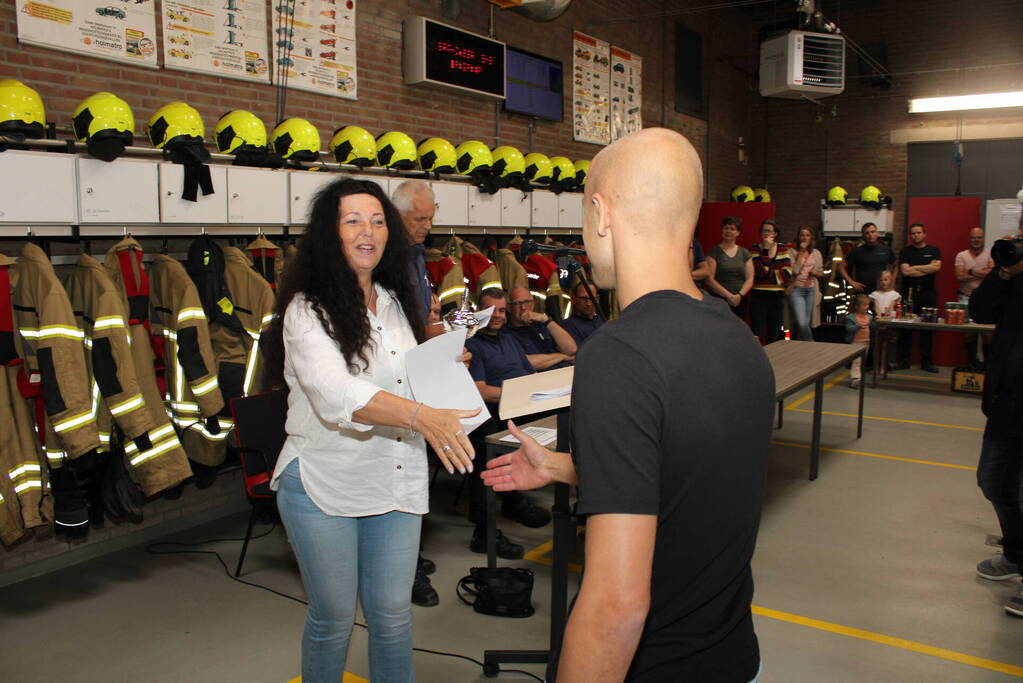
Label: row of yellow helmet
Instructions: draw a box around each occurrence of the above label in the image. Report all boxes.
[1,79,591,186]
[826,185,892,210]
[730,185,772,203]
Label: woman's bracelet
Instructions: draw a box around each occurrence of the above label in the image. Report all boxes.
[408,401,423,438]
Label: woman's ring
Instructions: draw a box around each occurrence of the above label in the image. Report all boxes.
[453,430,465,437]
[442,444,452,451]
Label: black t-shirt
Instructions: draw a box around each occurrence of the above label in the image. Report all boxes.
[845,242,895,291]
[898,243,942,293]
[557,290,774,682]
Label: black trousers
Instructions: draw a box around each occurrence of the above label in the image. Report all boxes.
[898,288,936,365]
[749,290,786,344]
[467,415,525,526]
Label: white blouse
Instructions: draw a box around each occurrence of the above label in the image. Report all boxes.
[271,286,428,516]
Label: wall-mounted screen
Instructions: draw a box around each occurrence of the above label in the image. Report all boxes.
[505,46,563,121]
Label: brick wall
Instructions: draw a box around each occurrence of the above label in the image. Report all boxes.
[747,0,1023,245]
[0,0,757,198]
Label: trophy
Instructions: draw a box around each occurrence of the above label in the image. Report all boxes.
[443,287,479,329]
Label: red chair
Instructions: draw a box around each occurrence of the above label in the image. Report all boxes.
[229,388,287,577]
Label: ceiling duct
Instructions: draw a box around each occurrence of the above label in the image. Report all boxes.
[488,0,572,22]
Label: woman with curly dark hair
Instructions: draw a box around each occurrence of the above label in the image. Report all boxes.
[263,177,479,682]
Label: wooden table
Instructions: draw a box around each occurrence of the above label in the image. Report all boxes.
[764,340,868,480]
[871,319,995,386]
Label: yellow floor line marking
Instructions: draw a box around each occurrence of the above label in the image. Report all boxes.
[751,605,1023,678]
[288,674,367,683]
[786,407,983,432]
[786,370,850,410]
[523,538,582,573]
[772,440,976,471]
[520,545,1023,677]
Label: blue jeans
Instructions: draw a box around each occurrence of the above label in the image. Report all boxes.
[277,459,421,683]
[977,400,1023,566]
[788,287,815,341]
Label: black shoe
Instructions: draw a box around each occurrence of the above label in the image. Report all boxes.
[891,362,910,371]
[418,554,436,576]
[412,572,439,607]
[470,526,524,560]
[501,496,552,529]
[921,364,939,373]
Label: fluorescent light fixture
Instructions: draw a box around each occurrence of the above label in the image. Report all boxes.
[909,91,1023,113]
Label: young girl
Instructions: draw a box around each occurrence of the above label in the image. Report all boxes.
[868,269,901,318]
[845,293,874,388]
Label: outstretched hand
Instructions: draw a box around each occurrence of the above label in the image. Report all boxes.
[479,420,555,492]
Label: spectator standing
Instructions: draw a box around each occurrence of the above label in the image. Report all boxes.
[749,219,793,344]
[838,222,895,294]
[954,227,995,367]
[706,216,754,318]
[895,223,942,372]
[787,226,823,341]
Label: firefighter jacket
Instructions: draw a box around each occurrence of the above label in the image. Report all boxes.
[1,253,48,541]
[245,235,283,292]
[13,244,101,467]
[494,248,528,292]
[222,247,275,398]
[71,252,191,496]
[425,248,465,309]
[523,253,566,315]
[148,254,229,467]
[442,236,503,300]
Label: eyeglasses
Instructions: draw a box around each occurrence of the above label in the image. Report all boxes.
[508,299,533,307]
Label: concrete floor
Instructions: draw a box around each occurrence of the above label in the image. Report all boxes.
[2,366,1021,682]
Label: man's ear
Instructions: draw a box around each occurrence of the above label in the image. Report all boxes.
[591,192,610,237]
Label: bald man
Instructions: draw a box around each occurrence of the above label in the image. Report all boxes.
[481,128,773,682]
[505,285,577,370]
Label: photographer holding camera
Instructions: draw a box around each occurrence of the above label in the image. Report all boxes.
[969,213,1023,618]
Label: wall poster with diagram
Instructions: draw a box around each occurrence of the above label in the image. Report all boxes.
[161,0,270,83]
[571,31,610,146]
[272,0,357,100]
[16,0,158,68]
[610,47,642,142]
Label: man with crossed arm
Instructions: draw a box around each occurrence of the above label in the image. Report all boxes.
[481,128,773,683]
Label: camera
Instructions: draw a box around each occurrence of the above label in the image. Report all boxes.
[991,236,1023,268]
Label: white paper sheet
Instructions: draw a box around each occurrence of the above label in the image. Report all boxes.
[498,426,557,446]
[406,328,490,434]
[530,386,572,401]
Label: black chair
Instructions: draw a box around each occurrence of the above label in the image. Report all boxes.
[229,388,287,577]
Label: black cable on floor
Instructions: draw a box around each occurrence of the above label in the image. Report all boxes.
[144,523,545,682]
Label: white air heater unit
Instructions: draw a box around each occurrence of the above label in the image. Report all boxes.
[759,30,845,98]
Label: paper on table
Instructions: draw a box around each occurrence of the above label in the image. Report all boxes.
[406,327,490,434]
[499,426,557,446]
[530,386,572,401]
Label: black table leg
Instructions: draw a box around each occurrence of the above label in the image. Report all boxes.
[872,329,881,388]
[857,348,866,438]
[810,375,824,480]
[776,399,784,429]
[486,443,497,569]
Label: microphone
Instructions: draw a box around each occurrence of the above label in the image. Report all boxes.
[520,239,586,258]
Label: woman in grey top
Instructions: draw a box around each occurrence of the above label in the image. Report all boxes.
[706,215,754,318]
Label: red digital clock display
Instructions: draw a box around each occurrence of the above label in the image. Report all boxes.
[424,20,504,98]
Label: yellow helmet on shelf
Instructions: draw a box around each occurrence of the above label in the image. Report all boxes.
[455,140,493,175]
[329,125,376,166]
[146,101,204,149]
[72,91,134,161]
[376,131,418,169]
[416,136,457,173]
[214,109,267,154]
[270,117,320,161]
[491,145,526,178]
[524,153,553,183]
[0,79,45,139]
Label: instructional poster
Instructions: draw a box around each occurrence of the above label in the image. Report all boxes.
[162,0,270,83]
[272,0,357,100]
[16,0,158,68]
[572,31,610,146]
[610,47,642,142]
